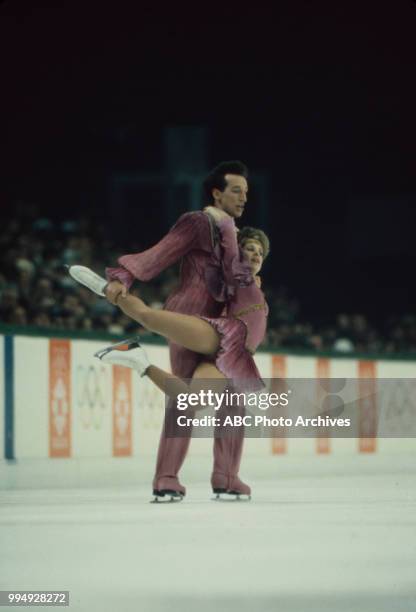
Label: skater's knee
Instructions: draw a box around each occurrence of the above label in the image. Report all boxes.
[198,338,219,355]
[193,361,226,382]
[199,332,220,356]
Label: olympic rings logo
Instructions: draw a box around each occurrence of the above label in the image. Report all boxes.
[383,380,416,435]
[76,364,109,430]
[138,377,164,429]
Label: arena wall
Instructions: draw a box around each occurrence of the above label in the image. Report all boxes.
[0,337,4,461]
[1,333,416,462]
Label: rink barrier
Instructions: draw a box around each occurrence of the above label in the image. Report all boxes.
[4,335,14,460]
[316,358,330,454]
[271,355,287,455]
[1,326,416,461]
[358,361,377,453]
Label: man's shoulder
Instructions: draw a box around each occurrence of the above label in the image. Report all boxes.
[172,210,215,251]
[175,210,210,228]
[178,210,208,221]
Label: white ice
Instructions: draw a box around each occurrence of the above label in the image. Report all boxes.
[1,454,416,612]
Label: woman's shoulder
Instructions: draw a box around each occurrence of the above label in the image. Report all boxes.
[236,279,266,301]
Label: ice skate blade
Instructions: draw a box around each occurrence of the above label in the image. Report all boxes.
[212,492,251,502]
[150,489,184,504]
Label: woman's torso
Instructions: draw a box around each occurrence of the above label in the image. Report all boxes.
[227,282,268,353]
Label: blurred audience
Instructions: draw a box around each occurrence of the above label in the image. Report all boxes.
[1,203,416,355]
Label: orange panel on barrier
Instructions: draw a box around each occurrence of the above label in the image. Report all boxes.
[316,358,331,454]
[358,361,377,453]
[112,365,133,456]
[271,355,287,454]
[49,339,71,458]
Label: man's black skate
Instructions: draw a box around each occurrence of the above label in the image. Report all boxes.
[150,489,184,503]
[212,487,251,502]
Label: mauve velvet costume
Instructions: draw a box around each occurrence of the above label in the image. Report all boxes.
[201,216,268,390]
[107,212,268,494]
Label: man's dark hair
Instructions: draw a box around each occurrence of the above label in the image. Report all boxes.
[203,161,248,201]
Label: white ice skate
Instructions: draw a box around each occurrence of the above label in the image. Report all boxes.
[69,265,107,297]
[95,337,150,377]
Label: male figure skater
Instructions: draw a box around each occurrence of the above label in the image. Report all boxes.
[71,161,249,499]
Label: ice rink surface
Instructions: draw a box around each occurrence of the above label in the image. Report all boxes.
[1,454,416,612]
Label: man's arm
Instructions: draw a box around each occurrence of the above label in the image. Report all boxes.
[106,211,212,289]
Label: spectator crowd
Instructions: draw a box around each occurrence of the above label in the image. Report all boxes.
[1,205,416,355]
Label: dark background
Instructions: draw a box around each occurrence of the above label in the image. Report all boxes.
[1,1,415,322]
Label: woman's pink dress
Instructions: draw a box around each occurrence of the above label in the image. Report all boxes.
[202,217,268,391]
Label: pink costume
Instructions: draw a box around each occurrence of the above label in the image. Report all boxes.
[202,216,268,390]
[201,219,268,494]
[107,213,268,495]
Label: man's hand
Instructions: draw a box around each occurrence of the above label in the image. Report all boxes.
[203,206,231,224]
[105,280,127,305]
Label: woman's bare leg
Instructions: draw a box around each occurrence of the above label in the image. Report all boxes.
[115,293,220,355]
[146,361,227,405]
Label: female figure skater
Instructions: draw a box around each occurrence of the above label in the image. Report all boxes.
[96,207,270,498]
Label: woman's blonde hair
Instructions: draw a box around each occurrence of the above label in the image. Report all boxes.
[238,226,270,259]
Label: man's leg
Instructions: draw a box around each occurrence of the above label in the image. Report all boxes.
[152,357,250,497]
[152,343,192,495]
[153,357,227,495]
[96,339,217,497]
[212,390,250,497]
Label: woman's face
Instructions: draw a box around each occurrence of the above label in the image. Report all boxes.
[241,239,264,276]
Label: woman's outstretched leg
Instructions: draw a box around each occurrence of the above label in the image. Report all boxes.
[146,360,227,401]
[114,293,220,356]
[96,340,226,407]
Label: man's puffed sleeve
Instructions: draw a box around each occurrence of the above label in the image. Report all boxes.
[106,211,211,286]
[218,217,253,294]
[204,217,253,301]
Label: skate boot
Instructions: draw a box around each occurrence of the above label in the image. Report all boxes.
[211,473,251,501]
[95,337,150,377]
[227,476,251,499]
[151,477,186,503]
[69,265,107,296]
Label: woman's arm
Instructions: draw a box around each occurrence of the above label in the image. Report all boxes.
[204,206,253,299]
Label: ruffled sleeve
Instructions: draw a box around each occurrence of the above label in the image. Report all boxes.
[105,266,135,290]
[105,211,212,288]
[205,216,253,302]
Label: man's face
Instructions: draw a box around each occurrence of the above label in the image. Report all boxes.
[213,174,248,218]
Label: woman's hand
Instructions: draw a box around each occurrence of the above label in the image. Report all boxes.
[203,205,231,224]
[105,280,127,305]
